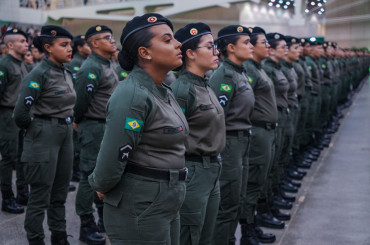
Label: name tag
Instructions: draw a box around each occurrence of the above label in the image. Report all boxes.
[163,126,183,134]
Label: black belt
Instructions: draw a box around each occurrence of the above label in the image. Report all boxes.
[311,93,319,96]
[125,164,187,181]
[35,115,73,125]
[85,117,106,123]
[289,104,299,109]
[185,155,218,163]
[226,129,252,137]
[0,105,14,110]
[252,121,277,130]
[323,83,331,87]
[278,107,290,113]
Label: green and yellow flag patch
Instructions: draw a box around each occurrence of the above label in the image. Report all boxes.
[120,71,128,78]
[321,64,326,69]
[0,71,4,77]
[220,83,232,92]
[29,81,40,90]
[308,66,312,70]
[124,117,143,132]
[88,73,97,80]
[248,76,253,83]
[73,66,80,71]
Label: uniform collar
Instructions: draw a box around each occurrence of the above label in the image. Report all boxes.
[90,51,111,65]
[130,66,169,101]
[280,59,293,68]
[74,53,87,61]
[223,58,245,73]
[247,59,262,69]
[265,57,281,69]
[180,69,208,87]
[6,53,22,65]
[43,56,66,70]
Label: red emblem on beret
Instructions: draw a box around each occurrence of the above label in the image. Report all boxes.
[190,28,198,35]
[147,16,158,23]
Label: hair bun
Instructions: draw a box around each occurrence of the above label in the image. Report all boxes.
[118,49,134,71]
[33,36,43,52]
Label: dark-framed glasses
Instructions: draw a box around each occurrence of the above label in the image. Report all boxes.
[196,44,218,55]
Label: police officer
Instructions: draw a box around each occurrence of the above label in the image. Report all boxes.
[0,28,29,213]
[0,42,9,59]
[88,13,188,244]
[65,35,91,83]
[239,27,278,245]
[208,25,254,245]
[171,23,225,245]
[73,24,118,245]
[13,25,75,245]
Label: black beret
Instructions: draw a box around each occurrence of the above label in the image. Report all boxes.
[120,13,173,47]
[85,25,112,40]
[298,38,309,45]
[266,32,285,41]
[285,36,299,45]
[250,26,266,35]
[175,22,211,45]
[40,25,73,40]
[331,42,337,48]
[217,25,250,40]
[4,28,28,41]
[73,35,87,47]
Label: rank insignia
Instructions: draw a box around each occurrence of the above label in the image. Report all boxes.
[86,84,94,92]
[73,66,80,71]
[29,81,40,90]
[24,96,34,106]
[218,95,229,107]
[118,144,132,161]
[124,117,143,132]
[88,73,97,80]
[220,83,232,92]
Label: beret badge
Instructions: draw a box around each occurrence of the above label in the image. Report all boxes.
[51,30,57,36]
[248,28,253,33]
[13,29,18,33]
[301,38,305,43]
[190,28,198,35]
[274,34,280,39]
[147,16,158,23]
[81,35,85,39]
[96,26,102,31]
[237,26,243,33]
[292,38,296,43]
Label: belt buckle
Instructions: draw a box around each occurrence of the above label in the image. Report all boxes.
[65,117,72,124]
[184,167,188,180]
[248,129,252,136]
[287,108,290,114]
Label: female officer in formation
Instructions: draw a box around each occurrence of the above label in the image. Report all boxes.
[13,25,75,245]
[209,25,255,245]
[239,27,278,245]
[88,13,189,244]
[171,22,226,245]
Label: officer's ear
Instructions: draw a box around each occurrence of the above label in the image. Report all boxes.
[138,46,151,61]
[226,43,236,54]
[44,43,52,54]
[186,49,196,61]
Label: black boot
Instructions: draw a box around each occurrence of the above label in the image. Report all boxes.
[240,223,262,245]
[254,226,276,243]
[80,214,106,245]
[256,211,285,229]
[51,231,70,245]
[16,184,29,206]
[97,207,105,233]
[2,196,24,214]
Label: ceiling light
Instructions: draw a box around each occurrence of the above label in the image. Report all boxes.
[268,2,273,6]
[311,1,315,5]
[305,9,309,13]
[276,4,281,8]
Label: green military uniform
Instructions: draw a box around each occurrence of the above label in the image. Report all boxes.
[208,58,255,245]
[0,53,28,208]
[261,58,290,206]
[116,65,129,81]
[318,56,333,129]
[74,51,119,218]
[88,66,189,244]
[240,59,278,224]
[13,57,76,243]
[65,53,86,82]
[171,69,225,245]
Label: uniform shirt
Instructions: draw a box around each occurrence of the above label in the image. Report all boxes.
[292,60,306,99]
[319,57,334,85]
[299,57,313,90]
[74,52,119,123]
[0,54,28,108]
[305,56,321,95]
[171,69,225,156]
[64,53,87,82]
[209,58,255,131]
[88,66,189,193]
[281,60,298,107]
[13,57,76,129]
[116,64,130,81]
[243,59,278,123]
[262,58,289,109]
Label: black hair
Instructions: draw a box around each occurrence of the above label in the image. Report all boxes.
[72,39,87,56]
[250,33,265,46]
[217,35,240,58]
[118,26,154,71]
[268,39,283,49]
[175,35,203,71]
[33,36,56,55]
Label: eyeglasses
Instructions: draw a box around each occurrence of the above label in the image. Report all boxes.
[257,40,269,46]
[196,44,218,56]
[94,35,114,41]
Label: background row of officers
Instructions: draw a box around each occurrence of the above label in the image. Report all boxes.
[0,12,369,245]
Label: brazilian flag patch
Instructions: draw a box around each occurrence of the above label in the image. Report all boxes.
[248,76,253,83]
[321,64,326,69]
[73,66,80,71]
[181,108,186,114]
[124,117,143,132]
[29,81,40,90]
[308,66,312,70]
[88,73,97,80]
[220,83,232,92]
[0,71,4,77]
[120,71,128,78]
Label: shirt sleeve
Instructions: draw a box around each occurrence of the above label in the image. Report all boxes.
[0,62,8,100]
[209,69,236,115]
[73,65,101,123]
[88,80,154,193]
[13,71,43,129]
[171,79,196,118]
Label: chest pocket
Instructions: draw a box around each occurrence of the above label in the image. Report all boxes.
[274,70,288,86]
[163,126,183,134]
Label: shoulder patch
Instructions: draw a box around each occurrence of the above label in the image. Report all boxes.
[118,144,132,161]
[181,107,186,114]
[24,96,34,106]
[124,117,143,132]
[248,76,253,83]
[120,71,128,78]
[321,64,326,69]
[308,66,312,70]
[29,81,40,90]
[220,83,232,92]
[0,71,4,76]
[86,84,94,92]
[218,95,229,107]
[88,72,97,80]
[73,66,80,71]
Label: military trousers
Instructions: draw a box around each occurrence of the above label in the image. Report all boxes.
[0,108,25,198]
[21,118,73,242]
[306,93,321,136]
[300,92,312,147]
[320,85,332,128]
[240,125,275,224]
[214,131,251,245]
[180,158,221,245]
[103,172,186,244]
[75,119,104,216]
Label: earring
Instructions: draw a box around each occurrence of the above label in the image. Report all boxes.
[192,57,195,60]
[147,56,152,60]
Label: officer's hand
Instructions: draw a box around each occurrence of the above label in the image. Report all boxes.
[97,192,105,200]
[73,122,78,131]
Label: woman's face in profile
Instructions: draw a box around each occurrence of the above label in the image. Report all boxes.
[145,24,183,71]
